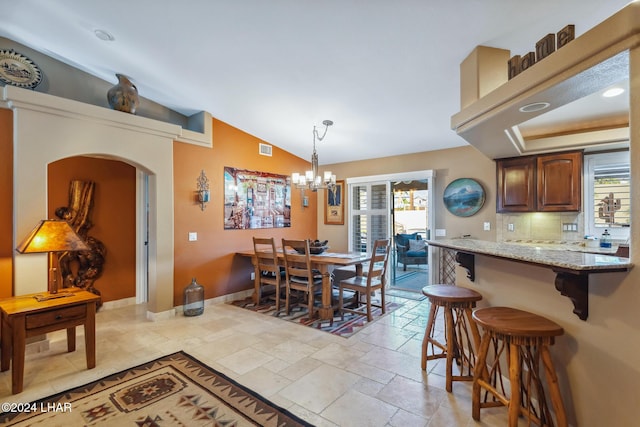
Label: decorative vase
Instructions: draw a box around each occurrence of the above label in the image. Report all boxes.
[107,73,139,114]
[183,277,204,316]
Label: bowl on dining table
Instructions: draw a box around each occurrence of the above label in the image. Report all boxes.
[294,240,329,254]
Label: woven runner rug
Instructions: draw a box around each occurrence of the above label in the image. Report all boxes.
[229,296,401,338]
[0,351,313,427]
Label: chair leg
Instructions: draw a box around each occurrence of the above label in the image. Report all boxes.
[472,332,492,421]
[366,293,372,321]
[422,303,437,370]
[338,285,344,318]
[508,342,521,427]
[285,285,291,315]
[444,307,455,392]
[541,345,568,427]
[380,286,386,315]
[308,289,314,318]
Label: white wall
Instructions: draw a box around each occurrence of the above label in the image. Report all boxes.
[4,86,177,315]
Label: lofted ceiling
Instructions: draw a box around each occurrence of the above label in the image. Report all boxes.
[0,0,631,165]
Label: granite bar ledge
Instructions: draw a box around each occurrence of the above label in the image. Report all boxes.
[427,239,632,321]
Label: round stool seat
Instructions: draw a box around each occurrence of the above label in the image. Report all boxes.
[422,285,483,305]
[473,306,563,341]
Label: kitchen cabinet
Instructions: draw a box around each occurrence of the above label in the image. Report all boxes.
[496,150,582,212]
[537,151,582,211]
[496,156,536,212]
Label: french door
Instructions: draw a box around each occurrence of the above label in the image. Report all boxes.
[347,170,436,288]
[349,181,390,253]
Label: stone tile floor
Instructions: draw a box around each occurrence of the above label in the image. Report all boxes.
[0,293,521,426]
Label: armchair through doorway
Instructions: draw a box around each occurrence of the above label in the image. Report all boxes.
[395,232,427,271]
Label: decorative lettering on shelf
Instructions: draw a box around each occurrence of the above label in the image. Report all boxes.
[508,24,575,80]
[536,33,556,60]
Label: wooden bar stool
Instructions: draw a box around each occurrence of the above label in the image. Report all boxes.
[472,307,568,427]
[421,285,483,392]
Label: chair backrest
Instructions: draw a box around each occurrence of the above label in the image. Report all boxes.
[252,237,280,278]
[367,239,391,285]
[395,233,420,248]
[281,238,315,284]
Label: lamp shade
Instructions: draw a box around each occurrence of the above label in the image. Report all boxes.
[16,219,89,253]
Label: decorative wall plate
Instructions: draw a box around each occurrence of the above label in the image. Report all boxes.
[443,178,485,217]
[0,49,42,89]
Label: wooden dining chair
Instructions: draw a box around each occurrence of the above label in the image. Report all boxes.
[252,237,285,310]
[338,238,391,321]
[281,239,323,317]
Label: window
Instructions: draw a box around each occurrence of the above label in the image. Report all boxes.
[584,151,630,241]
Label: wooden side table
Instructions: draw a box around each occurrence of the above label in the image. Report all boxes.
[0,288,100,394]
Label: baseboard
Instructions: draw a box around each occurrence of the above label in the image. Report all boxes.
[101,296,137,310]
[97,289,254,320]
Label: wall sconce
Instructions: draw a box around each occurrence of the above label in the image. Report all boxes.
[197,169,210,211]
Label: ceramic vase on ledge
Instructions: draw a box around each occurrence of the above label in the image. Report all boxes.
[107,73,139,114]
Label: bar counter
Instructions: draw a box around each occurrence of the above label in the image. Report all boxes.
[427,238,631,272]
[426,238,632,320]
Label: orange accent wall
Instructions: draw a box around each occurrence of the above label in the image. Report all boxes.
[172,118,317,305]
[48,157,136,302]
[0,109,13,299]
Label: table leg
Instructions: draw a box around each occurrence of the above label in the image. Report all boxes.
[12,315,26,394]
[85,302,96,369]
[355,262,363,276]
[251,257,261,305]
[1,314,10,372]
[317,265,333,320]
[67,327,76,352]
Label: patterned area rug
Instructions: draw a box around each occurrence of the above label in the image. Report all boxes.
[0,351,313,427]
[229,295,401,338]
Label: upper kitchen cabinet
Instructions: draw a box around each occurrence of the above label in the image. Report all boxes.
[497,150,582,213]
[537,151,582,211]
[451,3,637,159]
[497,156,536,212]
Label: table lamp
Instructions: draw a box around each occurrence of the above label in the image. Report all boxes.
[16,219,89,301]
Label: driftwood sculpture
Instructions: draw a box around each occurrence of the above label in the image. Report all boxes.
[55,180,106,306]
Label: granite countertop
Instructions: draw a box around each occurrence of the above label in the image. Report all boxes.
[502,239,622,255]
[426,238,631,272]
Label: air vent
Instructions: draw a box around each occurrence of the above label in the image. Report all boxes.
[259,143,273,157]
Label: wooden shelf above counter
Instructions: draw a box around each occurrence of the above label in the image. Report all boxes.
[427,239,632,321]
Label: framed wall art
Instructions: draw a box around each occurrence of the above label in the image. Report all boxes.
[324,180,344,225]
[443,177,485,217]
[224,167,291,229]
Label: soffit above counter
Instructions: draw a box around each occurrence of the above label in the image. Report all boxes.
[451,2,640,159]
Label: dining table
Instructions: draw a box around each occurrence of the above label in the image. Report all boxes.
[237,249,371,320]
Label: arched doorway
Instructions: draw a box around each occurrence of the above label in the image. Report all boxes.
[8,87,176,316]
[48,156,142,305]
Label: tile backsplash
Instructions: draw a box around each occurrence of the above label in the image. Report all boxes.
[496,212,584,242]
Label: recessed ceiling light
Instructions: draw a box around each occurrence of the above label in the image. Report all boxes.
[602,87,625,98]
[94,29,115,41]
[518,102,550,113]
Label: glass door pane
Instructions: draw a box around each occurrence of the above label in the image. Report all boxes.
[391,179,429,292]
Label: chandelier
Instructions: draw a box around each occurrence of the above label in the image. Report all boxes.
[292,119,336,192]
